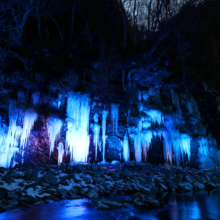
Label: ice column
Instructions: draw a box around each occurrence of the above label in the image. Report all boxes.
[134,120,142,162]
[93,113,100,161]
[102,110,108,162]
[123,133,129,162]
[163,116,191,165]
[57,142,64,165]
[47,117,63,155]
[66,92,90,162]
[0,104,22,168]
[111,103,119,135]
[20,109,38,148]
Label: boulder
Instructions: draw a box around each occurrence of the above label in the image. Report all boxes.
[41,172,58,186]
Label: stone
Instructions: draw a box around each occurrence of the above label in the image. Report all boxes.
[41,172,58,186]
[87,190,99,199]
[0,189,8,199]
[178,182,193,191]
[101,200,123,208]
[33,201,44,206]
[8,200,19,206]
[7,192,19,200]
[193,182,205,190]
[145,197,161,208]
[95,201,110,210]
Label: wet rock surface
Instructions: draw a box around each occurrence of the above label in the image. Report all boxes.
[0,163,220,212]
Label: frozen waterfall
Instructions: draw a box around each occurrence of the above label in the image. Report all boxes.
[47,117,63,155]
[102,110,108,162]
[111,103,119,135]
[93,113,100,161]
[66,92,90,162]
[123,133,129,162]
[57,142,64,165]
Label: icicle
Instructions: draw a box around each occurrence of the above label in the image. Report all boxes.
[0,104,22,168]
[57,142,64,165]
[93,113,100,161]
[20,109,38,149]
[163,116,191,165]
[141,131,153,162]
[134,120,143,162]
[198,137,208,156]
[58,94,62,109]
[111,103,119,135]
[102,110,108,162]
[66,92,90,162]
[32,92,40,105]
[123,132,129,162]
[47,117,63,155]
[145,109,163,125]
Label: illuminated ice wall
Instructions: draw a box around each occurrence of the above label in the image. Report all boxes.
[66,92,90,163]
[0,87,218,168]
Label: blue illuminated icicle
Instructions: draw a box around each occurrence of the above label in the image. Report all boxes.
[0,104,22,168]
[123,132,129,162]
[102,110,108,162]
[47,117,63,155]
[66,92,90,163]
[93,113,100,161]
[111,103,119,135]
[57,142,64,165]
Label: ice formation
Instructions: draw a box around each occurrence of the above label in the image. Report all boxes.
[47,117,63,155]
[66,92,90,162]
[111,103,119,135]
[134,120,143,162]
[57,142,64,165]
[145,109,163,125]
[141,131,153,162]
[198,137,208,156]
[163,116,191,165]
[20,109,38,149]
[102,110,108,162]
[0,104,22,168]
[32,92,40,105]
[58,94,62,109]
[93,113,100,161]
[123,133,130,162]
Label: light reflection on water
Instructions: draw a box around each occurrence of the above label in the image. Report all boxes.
[0,190,220,220]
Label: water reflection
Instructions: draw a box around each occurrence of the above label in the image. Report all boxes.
[0,190,220,220]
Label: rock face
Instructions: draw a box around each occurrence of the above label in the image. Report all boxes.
[1,59,220,170]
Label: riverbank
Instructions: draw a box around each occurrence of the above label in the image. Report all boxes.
[0,162,220,212]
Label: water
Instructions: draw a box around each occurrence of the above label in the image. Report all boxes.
[1,190,220,220]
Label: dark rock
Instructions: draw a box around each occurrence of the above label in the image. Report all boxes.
[60,179,69,186]
[134,200,145,207]
[41,172,58,186]
[7,192,19,200]
[145,197,161,208]
[74,165,83,172]
[8,200,19,206]
[96,200,123,209]
[30,177,40,183]
[33,201,44,206]
[23,171,32,181]
[18,182,25,187]
[40,182,50,187]
[87,190,99,199]
[0,188,8,199]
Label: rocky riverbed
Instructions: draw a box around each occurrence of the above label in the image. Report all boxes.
[0,162,220,212]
